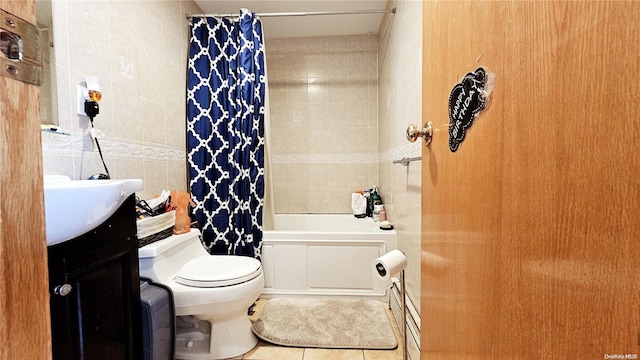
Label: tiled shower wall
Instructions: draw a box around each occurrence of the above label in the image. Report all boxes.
[378,0,423,315]
[265,35,379,214]
[41,0,201,200]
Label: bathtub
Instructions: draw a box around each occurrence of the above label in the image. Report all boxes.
[261,214,397,299]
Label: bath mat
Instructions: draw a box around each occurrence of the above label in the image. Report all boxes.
[251,298,397,349]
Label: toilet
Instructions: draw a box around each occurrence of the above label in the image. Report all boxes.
[138,229,264,360]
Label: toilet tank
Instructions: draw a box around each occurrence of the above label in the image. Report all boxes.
[138,229,208,283]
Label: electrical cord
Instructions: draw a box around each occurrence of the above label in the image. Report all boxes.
[89,116,111,179]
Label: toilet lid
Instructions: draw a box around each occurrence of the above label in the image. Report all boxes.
[175,255,262,288]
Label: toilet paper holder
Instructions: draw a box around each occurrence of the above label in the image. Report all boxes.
[373,250,408,360]
[375,263,387,277]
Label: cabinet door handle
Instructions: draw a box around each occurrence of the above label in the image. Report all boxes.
[53,284,73,297]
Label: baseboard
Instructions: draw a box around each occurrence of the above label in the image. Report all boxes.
[389,277,420,360]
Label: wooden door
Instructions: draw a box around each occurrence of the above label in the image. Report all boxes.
[0,0,51,359]
[421,2,639,359]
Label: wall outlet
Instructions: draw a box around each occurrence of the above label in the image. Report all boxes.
[77,84,86,116]
[293,110,303,123]
[120,56,133,78]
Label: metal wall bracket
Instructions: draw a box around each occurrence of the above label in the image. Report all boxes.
[0,9,42,86]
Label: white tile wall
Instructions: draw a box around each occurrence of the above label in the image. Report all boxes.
[378,0,423,314]
[266,34,379,214]
[41,0,199,200]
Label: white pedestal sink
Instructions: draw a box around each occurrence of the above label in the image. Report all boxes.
[44,175,143,246]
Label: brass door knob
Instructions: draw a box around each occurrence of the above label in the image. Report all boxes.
[406,121,433,147]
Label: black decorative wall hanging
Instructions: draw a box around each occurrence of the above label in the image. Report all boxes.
[448,67,491,152]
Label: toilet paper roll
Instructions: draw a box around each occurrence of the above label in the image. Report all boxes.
[372,250,407,289]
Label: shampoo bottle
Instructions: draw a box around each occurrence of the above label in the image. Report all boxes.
[370,186,382,217]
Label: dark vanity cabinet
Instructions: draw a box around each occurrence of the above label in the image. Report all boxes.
[48,195,142,360]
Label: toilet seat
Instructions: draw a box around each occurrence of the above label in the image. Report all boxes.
[175,255,262,288]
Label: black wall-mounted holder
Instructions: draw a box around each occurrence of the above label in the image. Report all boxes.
[84,101,99,118]
[85,101,110,180]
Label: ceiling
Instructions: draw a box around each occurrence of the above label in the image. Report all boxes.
[192,0,391,39]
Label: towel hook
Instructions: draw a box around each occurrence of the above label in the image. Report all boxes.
[406,121,433,147]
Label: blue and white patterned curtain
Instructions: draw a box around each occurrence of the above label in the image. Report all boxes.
[187,9,265,259]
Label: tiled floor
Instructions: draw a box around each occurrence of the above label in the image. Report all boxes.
[226,298,404,360]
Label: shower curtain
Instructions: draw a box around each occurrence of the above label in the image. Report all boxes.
[187,9,271,259]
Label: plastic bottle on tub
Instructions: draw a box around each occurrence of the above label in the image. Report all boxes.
[351,190,367,218]
[373,204,383,222]
[369,186,382,218]
[364,189,372,217]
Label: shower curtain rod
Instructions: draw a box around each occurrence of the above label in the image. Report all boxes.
[185,8,395,20]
